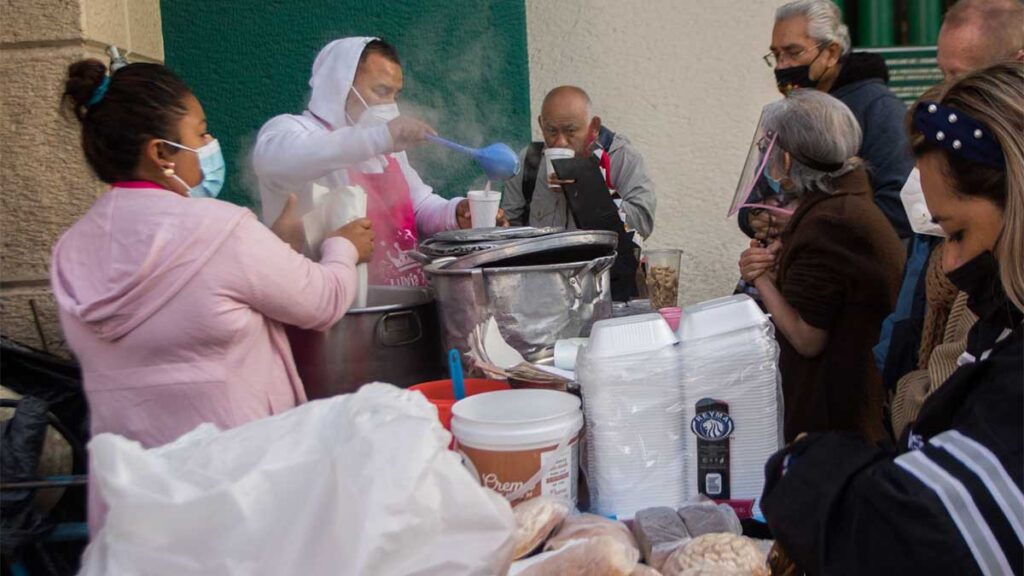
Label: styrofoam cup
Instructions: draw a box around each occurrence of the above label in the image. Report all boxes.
[543,148,575,188]
[554,338,588,370]
[467,190,501,228]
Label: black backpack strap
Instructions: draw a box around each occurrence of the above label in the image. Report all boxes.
[522,142,545,208]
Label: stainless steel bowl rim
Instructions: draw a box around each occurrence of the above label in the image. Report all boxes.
[346,286,434,314]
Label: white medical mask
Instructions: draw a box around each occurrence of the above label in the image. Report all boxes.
[900,168,945,237]
[347,87,399,127]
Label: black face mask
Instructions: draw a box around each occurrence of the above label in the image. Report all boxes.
[775,65,818,94]
[946,250,1001,307]
[774,47,827,94]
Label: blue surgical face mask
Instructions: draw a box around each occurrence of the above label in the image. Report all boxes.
[763,170,783,195]
[161,138,226,198]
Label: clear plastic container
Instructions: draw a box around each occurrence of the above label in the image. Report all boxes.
[644,249,682,310]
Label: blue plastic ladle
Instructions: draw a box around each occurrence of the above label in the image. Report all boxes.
[427,134,521,181]
[449,348,466,401]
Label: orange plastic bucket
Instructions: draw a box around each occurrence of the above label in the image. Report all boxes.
[410,379,510,430]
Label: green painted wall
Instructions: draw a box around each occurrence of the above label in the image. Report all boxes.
[161,0,531,209]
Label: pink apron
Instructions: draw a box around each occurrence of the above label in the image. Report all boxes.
[347,156,425,286]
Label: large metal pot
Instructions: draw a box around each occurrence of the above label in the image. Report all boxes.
[288,286,446,399]
[424,233,616,376]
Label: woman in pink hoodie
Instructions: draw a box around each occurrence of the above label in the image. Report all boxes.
[54,59,373,530]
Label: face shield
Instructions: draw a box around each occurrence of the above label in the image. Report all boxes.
[728,112,797,218]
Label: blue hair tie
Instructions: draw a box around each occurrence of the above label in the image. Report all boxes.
[86,76,111,108]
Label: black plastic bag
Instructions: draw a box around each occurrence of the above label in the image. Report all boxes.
[1,396,55,553]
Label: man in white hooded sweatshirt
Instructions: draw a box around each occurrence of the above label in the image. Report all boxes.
[254,37,479,287]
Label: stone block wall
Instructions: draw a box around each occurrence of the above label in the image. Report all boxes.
[0,0,163,356]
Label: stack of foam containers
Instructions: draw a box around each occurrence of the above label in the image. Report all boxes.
[676,294,782,502]
[577,314,687,520]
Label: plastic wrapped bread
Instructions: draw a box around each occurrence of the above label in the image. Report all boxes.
[632,507,691,571]
[545,513,639,553]
[512,537,639,576]
[512,496,571,559]
[514,513,642,575]
[662,533,769,576]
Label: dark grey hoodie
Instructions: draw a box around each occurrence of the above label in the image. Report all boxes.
[830,51,914,239]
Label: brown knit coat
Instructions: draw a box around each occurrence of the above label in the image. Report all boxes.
[775,168,905,443]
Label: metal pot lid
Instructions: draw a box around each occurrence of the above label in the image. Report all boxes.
[428,226,561,244]
[417,226,565,259]
[416,239,510,259]
[440,230,618,270]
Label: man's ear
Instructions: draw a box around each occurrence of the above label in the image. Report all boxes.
[824,42,843,69]
[589,115,602,139]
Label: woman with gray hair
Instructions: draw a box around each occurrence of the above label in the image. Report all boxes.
[738,89,905,443]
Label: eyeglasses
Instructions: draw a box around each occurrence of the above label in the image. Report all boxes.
[763,43,826,68]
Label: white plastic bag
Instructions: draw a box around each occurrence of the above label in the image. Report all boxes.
[303,183,368,307]
[78,384,515,576]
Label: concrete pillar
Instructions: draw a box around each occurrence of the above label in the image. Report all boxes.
[0,0,164,356]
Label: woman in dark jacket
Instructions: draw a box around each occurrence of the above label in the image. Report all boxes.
[739,89,905,443]
[760,62,1024,575]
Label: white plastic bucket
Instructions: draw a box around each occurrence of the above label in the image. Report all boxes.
[452,389,584,506]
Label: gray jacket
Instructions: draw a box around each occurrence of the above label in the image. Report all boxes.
[501,132,656,238]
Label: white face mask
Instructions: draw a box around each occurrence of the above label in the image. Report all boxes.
[900,167,946,237]
[347,87,399,127]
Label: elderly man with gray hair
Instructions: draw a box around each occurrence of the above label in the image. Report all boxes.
[741,0,914,241]
[738,89,905,443]
[501,85,655,239]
